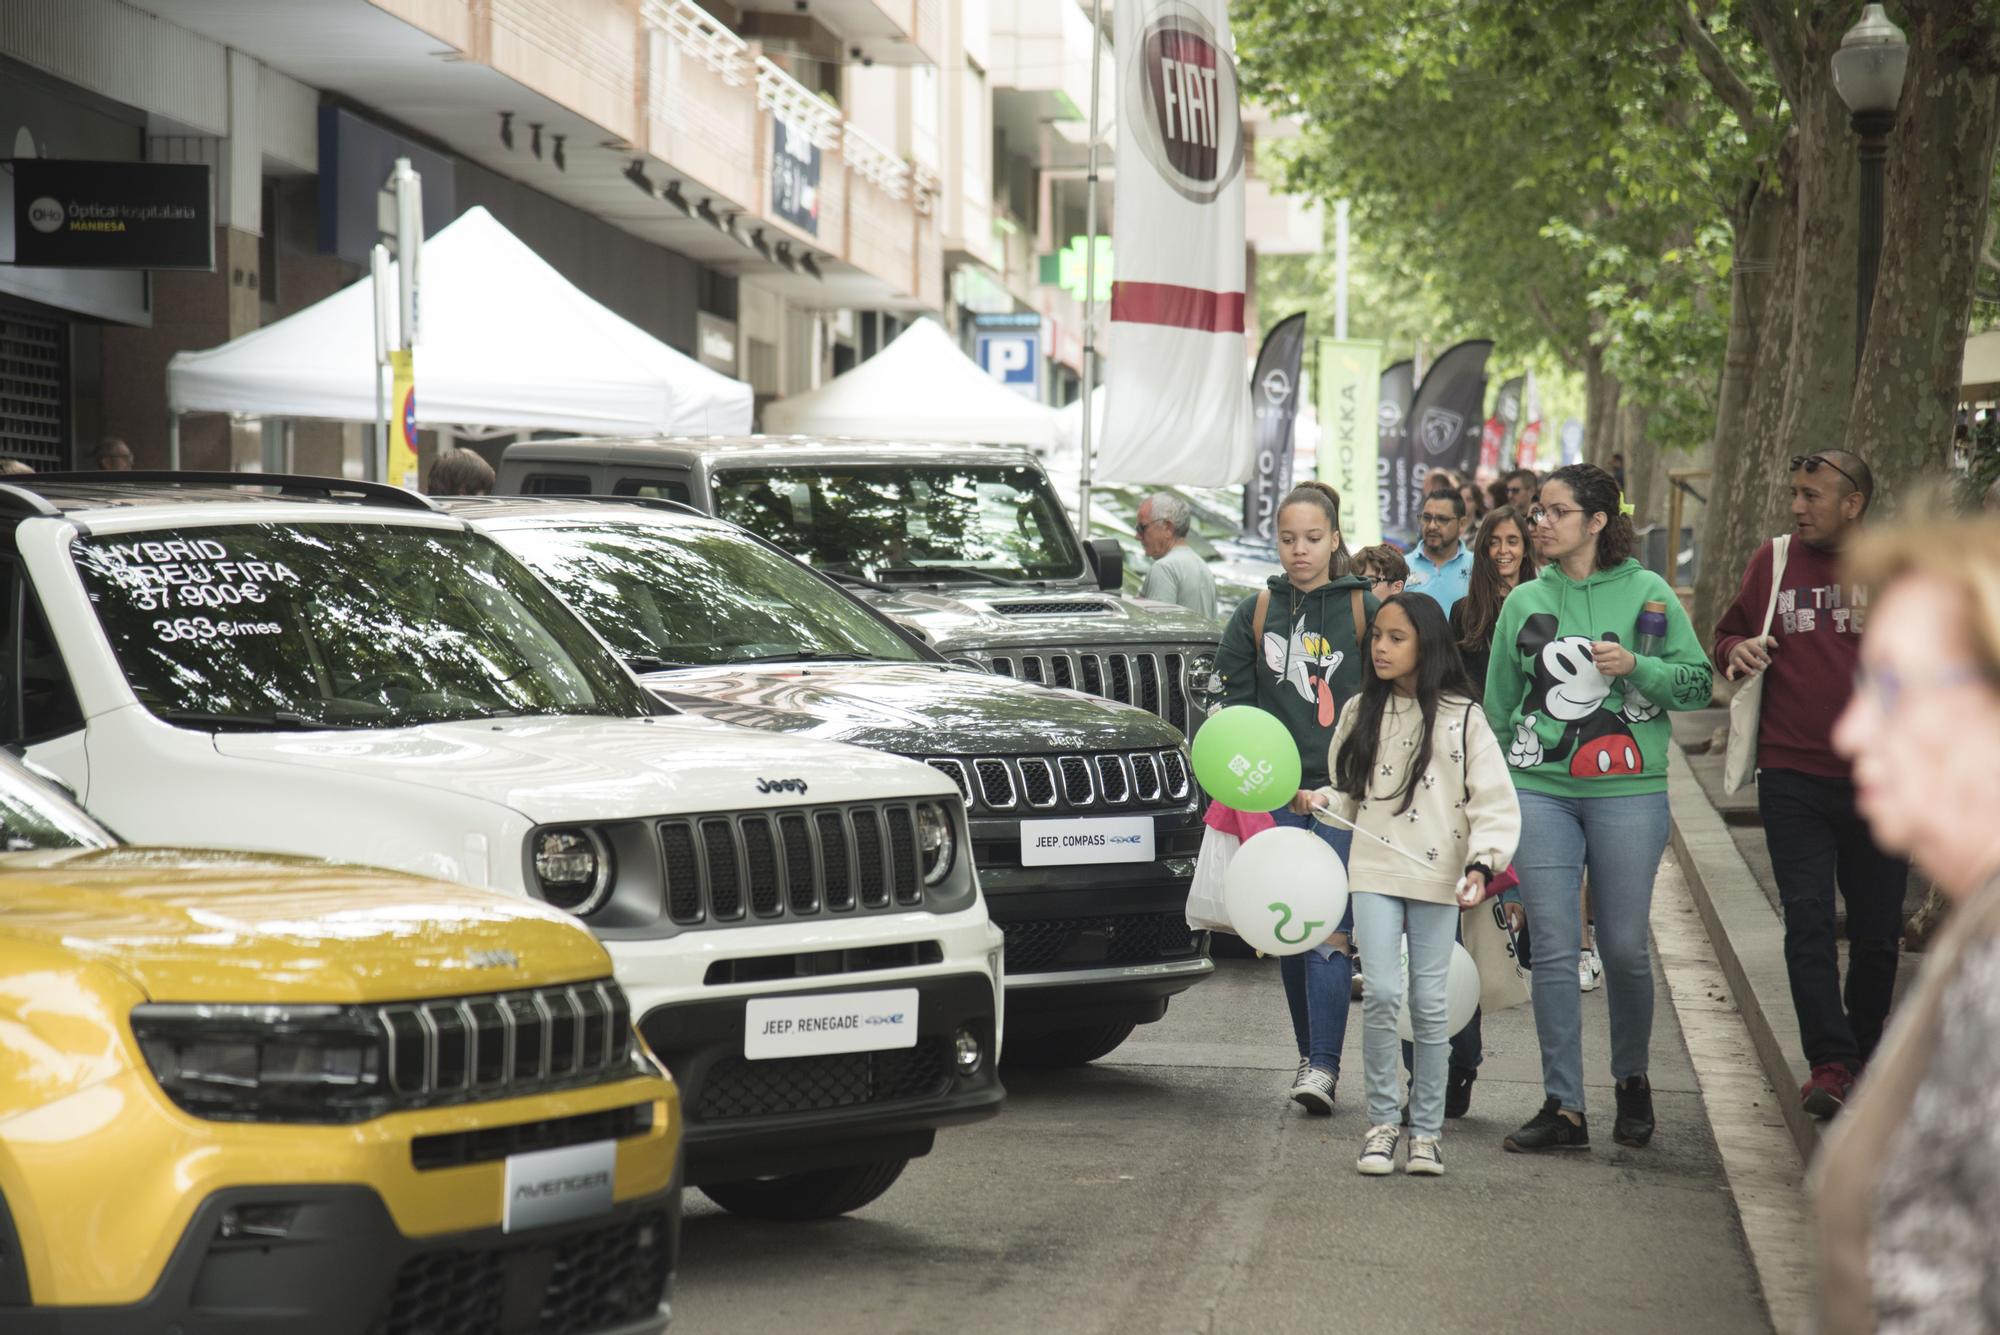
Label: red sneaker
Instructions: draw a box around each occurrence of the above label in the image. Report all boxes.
[1800,1062,1856,1120]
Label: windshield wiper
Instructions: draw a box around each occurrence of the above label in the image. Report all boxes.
[151,709,363,732]
[820,569,896,593]
[624,654,709,673]
[728,650,877,664]
[881,565,1037,589]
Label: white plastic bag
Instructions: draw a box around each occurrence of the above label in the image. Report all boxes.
[1186,825,1238,932]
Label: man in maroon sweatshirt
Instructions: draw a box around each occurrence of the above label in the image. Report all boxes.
[1713,450,1906,1121]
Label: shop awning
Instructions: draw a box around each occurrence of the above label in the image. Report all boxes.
[760,319,1060,448]
[167,207,752,435]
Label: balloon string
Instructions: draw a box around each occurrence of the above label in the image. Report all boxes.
[1304,805,1452,876]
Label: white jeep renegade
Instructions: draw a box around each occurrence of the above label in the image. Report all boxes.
[0,473,1003,1220]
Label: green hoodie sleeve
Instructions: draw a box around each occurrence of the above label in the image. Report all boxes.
[1217,593,1261,709]
[1484,591,1530,743]
[1626,578,1714,713]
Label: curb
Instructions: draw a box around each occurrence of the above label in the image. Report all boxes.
[1666,741,1820,1166]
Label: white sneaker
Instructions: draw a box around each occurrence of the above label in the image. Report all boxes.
[1579,947,1603,992]
[1292,1066,1337,1115]
[1406,1135,1444,1176]
[1357,1123,1400,1175]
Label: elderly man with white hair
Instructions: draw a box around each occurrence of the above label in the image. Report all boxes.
[1136,491,1217,619]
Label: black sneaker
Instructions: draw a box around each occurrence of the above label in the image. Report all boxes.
[1503,1098,1590,1152]
[1613,1074,1655,1147]
[1445,1066,1477,1120]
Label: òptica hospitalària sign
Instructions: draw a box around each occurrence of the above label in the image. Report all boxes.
[7,160,214,270]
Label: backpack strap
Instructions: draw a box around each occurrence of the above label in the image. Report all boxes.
[1253,588,1271,648]
[1350,589,1367,640]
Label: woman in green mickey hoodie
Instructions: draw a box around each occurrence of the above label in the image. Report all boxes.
[1216,481,1377,1112]
[1484,463,1712,1155]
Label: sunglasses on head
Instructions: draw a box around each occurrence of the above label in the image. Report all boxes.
[1790,454,1860,492]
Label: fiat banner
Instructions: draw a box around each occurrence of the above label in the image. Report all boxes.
[1242,313,1307,541]
[1095,0,1252,487]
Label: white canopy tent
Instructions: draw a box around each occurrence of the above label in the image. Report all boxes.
[167,207,753,439]
[760,318,1061,448]
[1964,328,2000,401]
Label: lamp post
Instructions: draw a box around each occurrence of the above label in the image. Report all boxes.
[1831,4,1909,371]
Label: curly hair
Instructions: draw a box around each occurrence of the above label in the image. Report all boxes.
[1544,462,1632,569]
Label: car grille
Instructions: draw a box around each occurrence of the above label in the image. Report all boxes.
[369,1209,671,1335]
[377,981,635,1107]
[1001,912,1204,973]
[926,749,1191,815]
[693,1038,955,1122]
[985,648,1196,733]
[661,802,926,927]
[410,1102,654,1172]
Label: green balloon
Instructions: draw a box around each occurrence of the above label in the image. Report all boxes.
[1191,705,1303,812]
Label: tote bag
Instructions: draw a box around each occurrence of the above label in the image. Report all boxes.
[1463,898,1532,1013]
[1187,826,1238,933]
[1723,535,1790,795]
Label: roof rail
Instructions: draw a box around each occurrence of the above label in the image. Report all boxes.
[28,471,442,512]
[483,493,709,520]
[0,484,60,518]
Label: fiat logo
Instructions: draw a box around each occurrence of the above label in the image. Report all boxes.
[1129,3,1244,204]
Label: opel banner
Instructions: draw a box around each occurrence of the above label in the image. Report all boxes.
[1095,0,1252,486]
[1242,313,1307,541]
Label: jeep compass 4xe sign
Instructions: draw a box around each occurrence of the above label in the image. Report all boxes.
[1096,0,1252,489]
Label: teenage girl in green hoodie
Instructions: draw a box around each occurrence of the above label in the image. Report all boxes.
[1216,481,1377,1113]
[1484,463,1713,1154]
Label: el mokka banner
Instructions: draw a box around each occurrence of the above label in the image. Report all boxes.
[1317,339,1383,549]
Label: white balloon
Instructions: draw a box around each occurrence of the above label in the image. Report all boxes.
[1222,826,1349,956]
[1395,941,1481,1040]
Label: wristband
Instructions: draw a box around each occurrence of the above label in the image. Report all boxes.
[1463,862,1495,883]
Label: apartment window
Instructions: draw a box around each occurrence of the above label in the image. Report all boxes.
[961,60,988,206]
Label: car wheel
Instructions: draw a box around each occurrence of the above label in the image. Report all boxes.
[699,1158,910,1220]
[1004,1020,1138,1068]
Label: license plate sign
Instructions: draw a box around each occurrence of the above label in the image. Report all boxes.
[1020,816,1156,866]
[743,988,920,1060]
[503,1139,616,1233]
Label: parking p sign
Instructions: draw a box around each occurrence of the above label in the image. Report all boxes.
[976,330,1040,400]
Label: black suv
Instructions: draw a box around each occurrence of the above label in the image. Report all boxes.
[494,438,1225,741]
[456,496,1212,1065]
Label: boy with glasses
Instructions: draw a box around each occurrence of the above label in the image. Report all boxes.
[1354,544,1409,598]
[1712,449,1907,1121]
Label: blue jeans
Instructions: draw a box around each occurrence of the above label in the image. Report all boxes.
[1272,809,1354,1074]
[1352,892,1459,1138]
[1516,789,1672,1114]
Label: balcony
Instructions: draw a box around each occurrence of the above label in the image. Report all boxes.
[731,0,940,66]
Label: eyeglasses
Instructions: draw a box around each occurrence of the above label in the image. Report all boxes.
[1852,665,1995,718]
[1528,504,1581,526]
[1419,514,1456,528]
[1790,454,1861,492]
[1135,517,1162,533]
[1358,573,1389,586]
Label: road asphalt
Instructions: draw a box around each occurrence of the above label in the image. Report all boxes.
[676,896,1776,1334]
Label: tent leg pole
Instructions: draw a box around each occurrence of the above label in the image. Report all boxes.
[1078,0,1104,523]
[168,413,181,470]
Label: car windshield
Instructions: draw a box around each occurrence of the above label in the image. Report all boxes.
[489,520,922,668]
[709,462,1085,581]
[71,523,655,729]
[0,762,114,851]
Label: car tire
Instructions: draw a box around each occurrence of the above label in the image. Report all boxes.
[699,1158,910,1221]
[1004,1020,1138,1068]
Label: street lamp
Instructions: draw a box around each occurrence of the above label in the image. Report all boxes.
[1831,4,1909,369]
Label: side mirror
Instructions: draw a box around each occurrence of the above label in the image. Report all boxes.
[1085,538,1124,592]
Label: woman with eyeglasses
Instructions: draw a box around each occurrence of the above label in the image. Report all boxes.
[1485,463,1713,1153]
[1814,507,2000,1335]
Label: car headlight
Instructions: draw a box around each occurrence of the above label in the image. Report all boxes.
[1186,651,1224,714]
[132,1003,390,1123]
[531,827,613,915]
[916,801,956,886]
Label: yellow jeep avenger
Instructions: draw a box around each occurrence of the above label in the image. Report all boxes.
[0,757,681,1335]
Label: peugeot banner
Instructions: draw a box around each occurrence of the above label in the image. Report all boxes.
[1096,0,1252,486]
[1377,359,1417,544]
[1406,339,1493,483]
[1316,338,1382,548]
[1242,313,1307,541]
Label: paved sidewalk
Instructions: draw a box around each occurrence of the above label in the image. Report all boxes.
[1663,713,1923,1164]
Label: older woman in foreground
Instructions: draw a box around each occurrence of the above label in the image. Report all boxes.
[1815,509,2000,1334]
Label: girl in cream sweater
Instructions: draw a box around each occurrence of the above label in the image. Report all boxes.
[1312,593,1520,1176]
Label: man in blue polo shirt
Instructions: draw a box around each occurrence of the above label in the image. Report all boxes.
[1406,489,1474,613]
